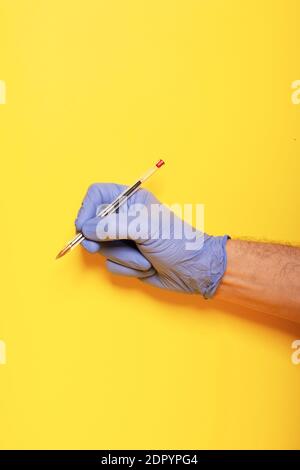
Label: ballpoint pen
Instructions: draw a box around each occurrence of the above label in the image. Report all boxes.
[56,159,165,259]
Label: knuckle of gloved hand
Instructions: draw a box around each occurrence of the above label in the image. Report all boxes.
[82,240,99,253]
[87,183,100,198]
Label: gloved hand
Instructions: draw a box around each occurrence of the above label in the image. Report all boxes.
[75,183,229,298]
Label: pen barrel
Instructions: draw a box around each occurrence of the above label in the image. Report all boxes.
[93,165,160,224]
[139,165,158,183]
[97,181,141,218]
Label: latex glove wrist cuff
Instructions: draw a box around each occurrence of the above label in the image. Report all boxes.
[194,235,230,299]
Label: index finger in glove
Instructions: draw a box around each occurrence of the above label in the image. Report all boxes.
[75,183,127,232]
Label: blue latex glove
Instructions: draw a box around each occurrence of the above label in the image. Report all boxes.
[75,183,229,299]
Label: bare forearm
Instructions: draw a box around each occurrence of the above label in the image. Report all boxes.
[216,239,300,323]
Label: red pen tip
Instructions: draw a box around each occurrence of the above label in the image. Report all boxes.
[156,159,165,168]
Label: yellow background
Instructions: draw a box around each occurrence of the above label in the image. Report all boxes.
[0,0,300,449]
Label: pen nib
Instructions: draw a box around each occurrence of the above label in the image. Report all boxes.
[56,245,71,259]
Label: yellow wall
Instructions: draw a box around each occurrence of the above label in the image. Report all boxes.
[0,0,300,449]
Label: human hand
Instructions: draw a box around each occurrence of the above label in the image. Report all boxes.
[75,183,229,298]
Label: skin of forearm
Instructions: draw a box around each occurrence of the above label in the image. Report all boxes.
[216,239,300,323]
